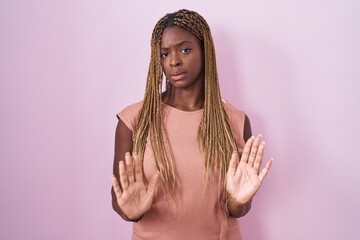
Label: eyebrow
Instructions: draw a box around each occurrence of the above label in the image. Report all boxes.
[160,40,193,50]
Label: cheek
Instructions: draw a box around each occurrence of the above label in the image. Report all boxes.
[193,55,204,74]
[161,60,169,75]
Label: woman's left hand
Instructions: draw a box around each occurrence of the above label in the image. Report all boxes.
[226,135,272,207]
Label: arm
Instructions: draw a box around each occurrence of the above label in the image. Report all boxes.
[111,119,133,220]
[226,114,272,218]
[111,118,160,221]
[243,114,252,143]
[228,114,252,218]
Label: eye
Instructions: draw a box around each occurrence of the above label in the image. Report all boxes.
[160,52,168,58]
[181,48,191,53]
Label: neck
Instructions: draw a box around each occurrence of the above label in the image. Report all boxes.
[162,86,204,112]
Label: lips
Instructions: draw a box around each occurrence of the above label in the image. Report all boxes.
[170,71,186,81]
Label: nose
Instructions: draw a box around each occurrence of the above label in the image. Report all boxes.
[169,53,181,67]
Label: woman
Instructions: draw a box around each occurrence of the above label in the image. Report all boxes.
[111,9,272,240]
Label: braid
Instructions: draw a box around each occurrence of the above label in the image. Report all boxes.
[133,9,238,199]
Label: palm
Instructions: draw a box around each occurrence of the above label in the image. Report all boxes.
[116,181,153,218]
[227,161,262,204]
[226,135,272,206]
[112,153,159,220]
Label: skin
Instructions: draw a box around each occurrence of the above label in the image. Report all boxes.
[226,135,273,217]
[111,26,272,221]
[160,26,205,111]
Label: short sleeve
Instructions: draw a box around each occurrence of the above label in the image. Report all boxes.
[223,101,246,151]
[116,101,143,133]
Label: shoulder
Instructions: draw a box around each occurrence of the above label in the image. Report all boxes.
[222,99,246,120]
[117,101,143,117]
[116,101,144,133]
[222,99,248,147]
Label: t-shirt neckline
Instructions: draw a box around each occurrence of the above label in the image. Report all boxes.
[162,102,204,114]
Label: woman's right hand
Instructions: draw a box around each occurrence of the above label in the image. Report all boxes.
[112,152,160,220]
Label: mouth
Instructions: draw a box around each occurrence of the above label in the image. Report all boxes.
[170,72,186,81]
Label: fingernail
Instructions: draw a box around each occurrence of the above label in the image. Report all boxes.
[251,136,255,139]
[133,152,137,156]
[262,141,266,145]
[258,134,263,138]
[125,152,130,157]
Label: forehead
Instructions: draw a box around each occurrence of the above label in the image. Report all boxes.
[160,26,200,47]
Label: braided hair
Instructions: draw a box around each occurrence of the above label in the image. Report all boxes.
[133,9,238,198]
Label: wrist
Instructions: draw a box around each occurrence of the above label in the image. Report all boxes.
[126,214,144,222]
[229,195,248,208]
[227,195,252,217]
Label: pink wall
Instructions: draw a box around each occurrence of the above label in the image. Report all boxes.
[1,0,359,239]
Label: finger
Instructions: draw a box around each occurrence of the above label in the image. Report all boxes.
[259,159,273,183]
[240,136,254,163]
[232,152,243,181]
[227,151,239,177]
[133,152,144,183]
[112,175,123,199]
[125,152,135,185]
[119,160,129,191]
[248,135,262,166]
[253,142,265,174]
[146,171,160,197]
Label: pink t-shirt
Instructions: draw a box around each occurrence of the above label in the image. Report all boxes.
[118,101,246,240]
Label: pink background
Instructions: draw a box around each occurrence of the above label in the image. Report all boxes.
[1,0,359,239]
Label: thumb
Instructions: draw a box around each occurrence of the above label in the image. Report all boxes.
[147,171,160,196]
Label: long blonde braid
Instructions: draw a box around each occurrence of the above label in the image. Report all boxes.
[133,9,238,198]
